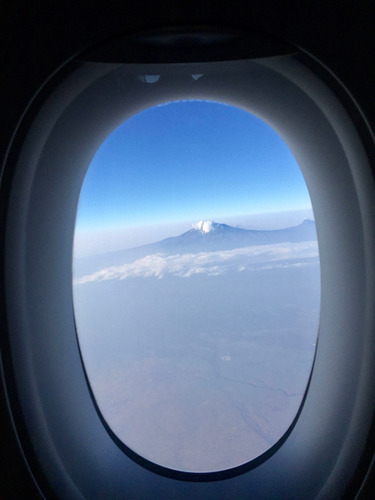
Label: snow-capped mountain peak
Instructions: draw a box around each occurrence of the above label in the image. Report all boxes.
[192,220,217,233]
[74,220,317,279]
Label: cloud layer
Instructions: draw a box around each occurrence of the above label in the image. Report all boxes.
[74,241,319,285]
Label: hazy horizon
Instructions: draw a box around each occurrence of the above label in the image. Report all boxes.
[74,208,314,258]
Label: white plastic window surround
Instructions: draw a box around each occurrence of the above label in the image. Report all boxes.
[4,54,375,499]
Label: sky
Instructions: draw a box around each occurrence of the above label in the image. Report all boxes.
[74,100,313,256]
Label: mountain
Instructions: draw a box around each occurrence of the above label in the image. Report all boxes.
[140,219,316,255]
[74,220,317,278]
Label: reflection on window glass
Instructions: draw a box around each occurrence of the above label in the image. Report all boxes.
[73,100,320,472]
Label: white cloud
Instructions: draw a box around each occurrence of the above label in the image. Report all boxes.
[74,241,319,285]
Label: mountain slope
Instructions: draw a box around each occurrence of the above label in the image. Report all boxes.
[74,220,317,278]
[145,219,316,254]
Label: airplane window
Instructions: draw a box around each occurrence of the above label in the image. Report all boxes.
[5,43,374,497]
[72,99,320,473]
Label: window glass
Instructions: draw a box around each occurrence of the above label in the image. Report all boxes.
[73,100,320,472]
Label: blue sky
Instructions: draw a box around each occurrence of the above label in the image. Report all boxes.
[74,100,313,255]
